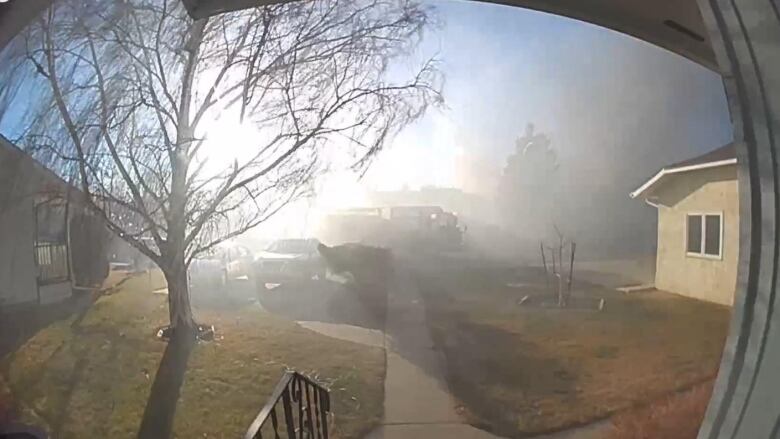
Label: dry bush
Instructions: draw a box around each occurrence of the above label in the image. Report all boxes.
[318,243,393,287]
[609,380,715,439]
[318,243,393,326]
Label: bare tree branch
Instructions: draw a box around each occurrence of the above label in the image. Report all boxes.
[4,0,443,331]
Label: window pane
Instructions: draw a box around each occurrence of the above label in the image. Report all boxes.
[687,215,702,253]
[705,215,721,256]
[36,202,67,244]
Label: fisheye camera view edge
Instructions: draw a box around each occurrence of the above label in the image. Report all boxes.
[1,0,778,439]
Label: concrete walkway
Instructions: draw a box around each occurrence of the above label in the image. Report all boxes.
[299,269,611,439]
[364,268,499,439]
[296,321,385,348]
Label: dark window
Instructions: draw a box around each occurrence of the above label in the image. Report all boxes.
[705,215,722,256]
[687,213,722,258]
[34,199,69,283]
[687,215,702,254]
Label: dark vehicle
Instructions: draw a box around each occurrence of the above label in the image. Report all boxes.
[317,243,394,288]
[253,239,325,290]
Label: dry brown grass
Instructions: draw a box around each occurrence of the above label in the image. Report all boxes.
[417,264,730,437]
[1,272,384,438]
[608,380,715,439]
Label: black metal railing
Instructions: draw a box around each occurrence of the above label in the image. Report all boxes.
[244,371,331,439]
[34,242,69,284]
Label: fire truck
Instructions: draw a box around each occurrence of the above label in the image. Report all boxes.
[319,205,463,251]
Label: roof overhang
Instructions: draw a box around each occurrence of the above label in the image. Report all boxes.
[178,0,717,71]
[629,158,738,200]
[1,0,717,71]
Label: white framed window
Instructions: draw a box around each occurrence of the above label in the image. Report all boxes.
[686,212,723,259]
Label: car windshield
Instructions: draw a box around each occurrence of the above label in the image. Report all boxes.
[267,239,316,254]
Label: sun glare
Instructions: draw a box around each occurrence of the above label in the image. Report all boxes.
[196,111,265,174]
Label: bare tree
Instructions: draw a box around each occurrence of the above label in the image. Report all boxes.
[539,225,575,308]
[11,0,442,336]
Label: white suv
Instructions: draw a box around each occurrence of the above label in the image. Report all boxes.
[190,243,253,286]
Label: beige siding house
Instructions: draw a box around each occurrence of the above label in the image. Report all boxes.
[631,143,738,305]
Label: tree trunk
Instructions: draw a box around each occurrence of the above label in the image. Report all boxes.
[149,18,211,337]
[163,264,195,335]
[157,18,205,337]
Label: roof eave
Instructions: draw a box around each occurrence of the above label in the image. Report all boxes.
[629,158,737,200]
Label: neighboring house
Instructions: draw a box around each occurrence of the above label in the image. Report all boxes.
[630,143,738,305]
[0,136,96,306]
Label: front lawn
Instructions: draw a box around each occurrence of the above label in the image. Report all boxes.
[608,379,715,439]
[1,272,385,438]
[417,264,730,437]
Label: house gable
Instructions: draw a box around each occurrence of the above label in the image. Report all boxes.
[647,165,737,208]
[652,165,739,305]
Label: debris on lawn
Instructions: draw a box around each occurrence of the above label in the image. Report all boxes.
[198,325,216,342]
[616,284,655,294]
[154,323,215,342]
[518,295,605,312]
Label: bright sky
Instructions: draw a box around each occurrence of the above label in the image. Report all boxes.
[251,0,733,240]
[0,0,735,244]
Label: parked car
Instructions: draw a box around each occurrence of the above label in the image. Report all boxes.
[189,243,254,286]
[254,238,325,290]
